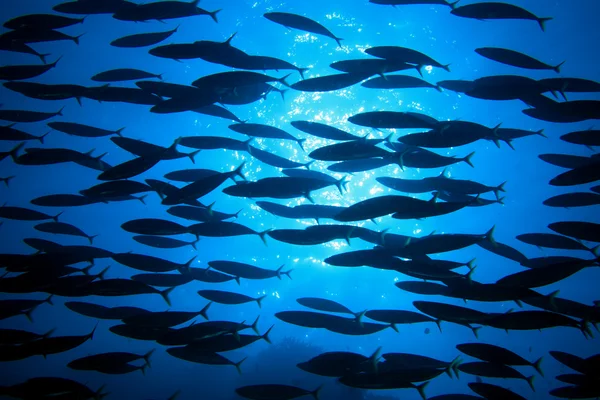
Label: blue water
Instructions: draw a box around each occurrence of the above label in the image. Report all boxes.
[1,0,599,399]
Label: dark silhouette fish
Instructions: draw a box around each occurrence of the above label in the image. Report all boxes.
[0,40,49,64]
[348,111,438,129]
[561,128,600,147]
[366,46,450,73]
[179,136,252,151]
[0,28,84,45]
[456,343,544,377]
[111,137,198,163]
[549,221,600,243]
[0,107,63,123]
[0,206,60,222]
[369,0,458,7]
[48,121,124,138]
[34,221,97,244]
[4,82,86,103]
[167,347,245,373]
[451,2,552,31]
[458,362,535,391]
[297,348,380,377]
[331,59,417,77]
[198,289,266,308]
[53,0,137,15]
[291,72,371,92]
[65,301,149,320]
[544,192,600,208]
[362,74,441,91]
[111,26,179,48]
[476,47,564,73]
[229,123,305,151]
[0,57,61,81]
[92,68,162,82]
[131,273,193,288]
[113,0,220,23]
[167,205,240,223]
[264,12,343,47]
[187,221,271,245]
[112,253,195,273]
[207,260,291,281]
[291,121,361,141]
[193,104,244,123]
[248,146,313,169]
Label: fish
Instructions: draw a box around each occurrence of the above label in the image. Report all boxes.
[264,12,343,47]
[291,121,362,141]
[256,201,343,224]
[548,221,600,243]
[112,253,196,273]
[223,177,341,203]
[516,233,598,255]
[67,350,154,373]
[91,68,162,82]
[131,273,193,288]
[308,136,393,161]
[122,307,211,327]
[111,137,198,163]
[362,74,441,91]
[186,327,272,352]
[53,0,137,15]
[167,348,245,373]
[544,192,600,208]
[80,180,152,199]
[198,290,266,309]
[167,205,240,223]
[87,279,174,306]
[330,59,417,77]
[207,260,291,281]
[451,3,552,31]
[365,310,437,332]
[297,348,380,377]
[369,0,458,8]
[34,222,97,244]
[229,123,305,151]
[65,301,149,320]
[0,58,62,81]
[365,46,450,73]
[348,111,438,129]
[561,128,600,148]
[0,28,84,45]
[456,343,544,376]
[113,0,220,23]
[179,136,252,151]
[0,107,63,123]
[187,221,271,245]
[475,47,564,73]
[291,72,371,92]
[111,26,179,48]
[0,206,61,222]
[248,146,313,169]
[297,297,364,320]
[4,13,85,29]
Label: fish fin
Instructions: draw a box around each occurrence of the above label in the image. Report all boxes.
[167,390,181,400]
[278,73,292,87]
[1,175,15,187]
[234,161,246,180]
[251,315,260,335]
[297,138,306,152]
[463,151,475,168]
[447,1,460,10]
[161,287,175,307]
[87,234,98,245]
[538,17,552,32]
[224,32,237,45]
[311,385,323,400]
[334,37,343,49]
[234,357,246,375]
[143,349,156,368]
[466,258,476,270]
[73,33,85,45]
[9,142,25,162]
[262,325,274,344]
[208,9,221,23]
[527,375,536,391]
[416,382,429,400]
[298,67,309,79]
[442,63,451,72]
[256,295,267,309]
[200,301,211,320]
[533,357,544,377]
[52,211,63,222]
[44,295,54,306]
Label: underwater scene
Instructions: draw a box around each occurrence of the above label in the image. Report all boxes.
[0,0,599,399]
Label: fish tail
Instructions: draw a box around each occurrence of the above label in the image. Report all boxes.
[297,138,306,152]
[44,295,54,306]
[94,385,109,400]
[234,161,246,180]
[466,258,476,270]
[261,325,274,344]
[160,287,175,307]
[497,196,506,205]
[526,375,536,391]
[143,349,156,368]
[136,194,148,205]
[278,73,292,87]
[259,228,272,245]
[234,357,246,375]
[209,9,221,23]
[88,234,98,245]
[9,142,25,163]
[447,1,460,9]
[553,60,565,74]
[167,390,181,400]
[435,319,442,332]
[52,211,63,222]
[533,357,544,377]
[335,37,344,49]
[256,295,267,309]
[23,305,37,323]
[298,67,309,79]
[462,151,475,168]
[73,33,86,45]
[251,315,260,335]
[538,17,553,32]
[416,381,429,400]
[187,150,201,164]
[183,256,196,273]
[370,346,382,373]
[38,131,50,144]
[304,160,315,170]
[1,176,15,187]
[39,53,50,64]
[443,63,451,72]
[115,127,125,137]
[283,269,293,280]
[279,88,288,101]
[42,328,56,339]
[311,384,323,400]
[536,129,547,138]
[200,301,212,320]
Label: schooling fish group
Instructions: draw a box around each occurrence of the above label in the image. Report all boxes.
[1,0,599,399]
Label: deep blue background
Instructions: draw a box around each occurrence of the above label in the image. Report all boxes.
[1,0,599,399]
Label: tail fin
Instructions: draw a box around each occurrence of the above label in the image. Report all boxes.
[532,357,544,377]
[200,301,211,320]
[536,129,547,138]
[447,1,460,9]
[553,60,566,74]
[538,17,552,32]
[208,9,221,23]
[258,228,272,245]
[233,162,246,180]
[526,375,536,391]
[187,149,200,164]
[73,33,85,45]
[493,182,506,200]
[416,382,429,400]
[9,142,25,162]
[484,226,496,247]
[298,67,309,79]
[44,295,54,306]
[87,234,98,245]
[442,64,451,72]
[38,131,50,144]
[297,138,306,152]
[335,37,343,49]
[251,315,260,335]
[0,176,15,187]
[234,357,246,375]
[311,385,323,400]
[278,73,292,87]
[143,349,155,368]
[52,211,63,222]
[160,287,175,307]
[463,151,475,168]
[261,325,274,344]
[256,295,267,309]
